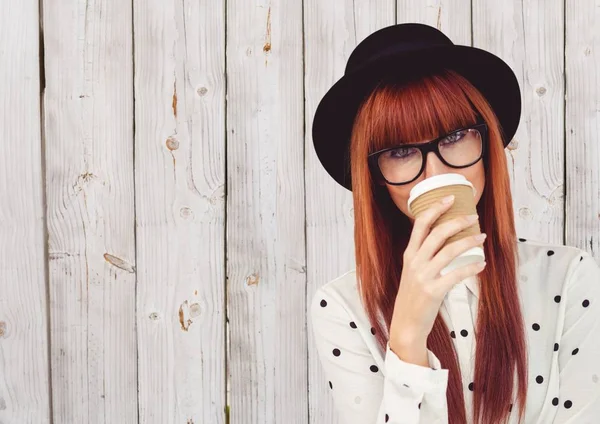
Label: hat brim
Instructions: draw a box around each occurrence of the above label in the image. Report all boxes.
[312,44,522,192]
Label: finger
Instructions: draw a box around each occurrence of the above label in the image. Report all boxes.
[435,260,486,294]
[405,195,455,255]
[417,213,479,264]
[427,232,486,277]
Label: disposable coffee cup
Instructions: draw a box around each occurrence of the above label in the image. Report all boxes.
[407,173,485,277]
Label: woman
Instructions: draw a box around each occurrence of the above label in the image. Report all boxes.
[310,23,600,424]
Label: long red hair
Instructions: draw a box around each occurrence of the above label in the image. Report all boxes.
[349,68,528,424]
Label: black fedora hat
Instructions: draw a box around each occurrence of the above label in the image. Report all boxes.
[311,22,522,192]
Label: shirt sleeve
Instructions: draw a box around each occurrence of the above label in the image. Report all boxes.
[310,284,449,423]
[554,251,600,422]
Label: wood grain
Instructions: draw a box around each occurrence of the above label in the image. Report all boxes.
[226,1,306,423]
[133,0,226,422]
[0,0,51,422]
[42,0,137,422]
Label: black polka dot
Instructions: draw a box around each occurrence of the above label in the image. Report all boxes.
[450,330,456,338]
[532,323,540,331]
[518,238,527,242]
[320,299,327,307]
[583,299,590,307]
[509,403,513,412]
[552,397,559,406]
[332,348,340,356]
[554,295,561,303]
[547,250,555,256]
[371,327,376,335]
[418,402,421,409]
[468,382,474,391]
[564,400,572,409]
[460,329,468,337]
[536,375,544,384]
[554,343,559,351]
[349,321,357,329]
[572,348,579,355]
[402,383,409,388]
[580,256,583,261]
[328,381,333,389]
[385,413,389,422]
[370,365,379,373]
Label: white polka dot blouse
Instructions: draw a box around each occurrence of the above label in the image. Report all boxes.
[310,239,600,423]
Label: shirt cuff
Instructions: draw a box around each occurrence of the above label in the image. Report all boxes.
[384,340,449,392]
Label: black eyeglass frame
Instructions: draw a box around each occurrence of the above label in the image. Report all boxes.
[367,121,489,186]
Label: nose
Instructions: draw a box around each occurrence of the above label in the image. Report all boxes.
[422,149,452,179]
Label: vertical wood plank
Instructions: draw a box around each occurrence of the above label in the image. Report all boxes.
[474,0,565,244]
[303,1,395,423]
[565,0,599,256]
[42,0,137,422]
[0,1,51,423]
[396,1,471,40]
[226,1,305,423]
[133,0,226,422]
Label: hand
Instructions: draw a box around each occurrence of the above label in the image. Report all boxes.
[389,195,487,348]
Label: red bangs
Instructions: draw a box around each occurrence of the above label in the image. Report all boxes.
[360,69,482,152]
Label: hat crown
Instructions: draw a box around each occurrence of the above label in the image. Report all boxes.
[345,23,454,75]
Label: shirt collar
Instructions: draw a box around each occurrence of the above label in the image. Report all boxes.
[464,275,480,299]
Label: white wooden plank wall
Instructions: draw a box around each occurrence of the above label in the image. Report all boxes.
[226,1,306,423]
[474,0,566,248]
[565,0,600,255]
[0,1,598,424]
[133,0,226,422]
[42,0,137,422]
[0,0,51,423]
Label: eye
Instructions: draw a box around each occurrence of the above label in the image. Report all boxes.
[443,130,467,144]
[387,147,416,159]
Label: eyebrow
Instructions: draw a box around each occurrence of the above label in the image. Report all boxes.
[396,126,465,147]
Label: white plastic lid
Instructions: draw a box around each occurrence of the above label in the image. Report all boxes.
[407,173,475,216]
[439,246,485,277]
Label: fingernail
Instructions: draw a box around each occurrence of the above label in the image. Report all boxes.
[442,195,455,204]
[466,214,479,223]
[474,233,487,241]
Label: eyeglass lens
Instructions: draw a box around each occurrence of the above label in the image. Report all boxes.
[377,128,483,184]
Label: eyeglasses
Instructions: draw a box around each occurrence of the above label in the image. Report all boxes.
[368,122,488,186]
